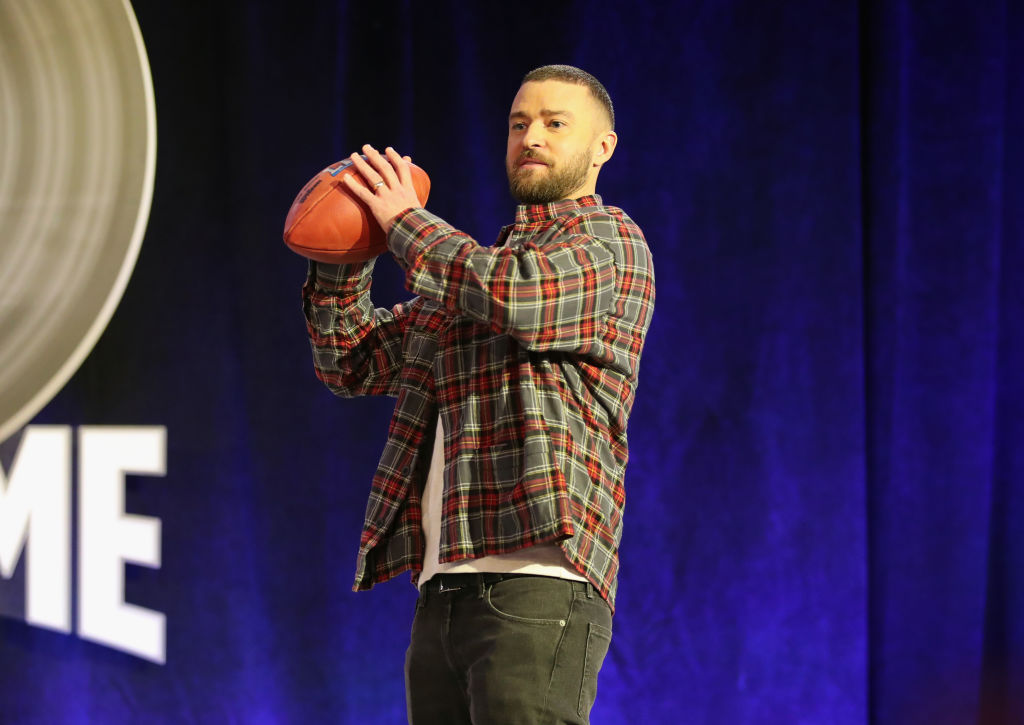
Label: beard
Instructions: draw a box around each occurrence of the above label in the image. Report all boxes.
[507,148,592,204]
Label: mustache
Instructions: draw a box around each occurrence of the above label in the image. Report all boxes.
[516,150,552,165]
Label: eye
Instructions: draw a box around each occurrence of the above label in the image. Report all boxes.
[549,119,567,129]
[510,121,526,131]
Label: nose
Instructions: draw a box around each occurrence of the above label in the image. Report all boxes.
[522,120,544,149]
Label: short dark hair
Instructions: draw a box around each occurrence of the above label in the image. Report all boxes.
[521,64,615,130]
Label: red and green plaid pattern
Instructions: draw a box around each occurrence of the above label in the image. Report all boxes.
[303,195,655,607]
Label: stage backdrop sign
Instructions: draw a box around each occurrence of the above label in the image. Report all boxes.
[0,0,164,664]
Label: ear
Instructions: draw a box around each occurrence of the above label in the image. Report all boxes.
[592,130,618,168]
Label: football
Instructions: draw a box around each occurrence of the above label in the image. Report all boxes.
[283,157,431,263]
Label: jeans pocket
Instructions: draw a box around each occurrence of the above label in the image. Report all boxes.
[577,621,612,717]
[484,577,574,625]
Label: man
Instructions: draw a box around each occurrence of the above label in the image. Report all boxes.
[303,65,655,724]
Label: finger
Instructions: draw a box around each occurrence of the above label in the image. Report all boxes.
[342,173,377,203]
[386,147,413,187]
[349,151,385,189]
[362,144,400,187]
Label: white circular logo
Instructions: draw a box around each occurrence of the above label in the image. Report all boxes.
[0,0,156,443]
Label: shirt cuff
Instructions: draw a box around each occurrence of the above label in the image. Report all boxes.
[307,258,375,291]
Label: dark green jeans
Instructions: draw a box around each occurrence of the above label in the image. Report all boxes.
[405,573,613,724]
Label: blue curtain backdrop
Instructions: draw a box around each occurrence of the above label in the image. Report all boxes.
[1,1,1021,723]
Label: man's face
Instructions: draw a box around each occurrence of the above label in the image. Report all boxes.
[506,80,610,204]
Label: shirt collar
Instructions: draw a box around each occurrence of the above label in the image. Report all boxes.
[495,195,603,247]
[513,194,603,225]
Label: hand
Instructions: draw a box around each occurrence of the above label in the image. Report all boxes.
[342,144,422,235]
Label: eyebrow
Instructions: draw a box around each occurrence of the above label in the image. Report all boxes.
[509,109,576,121]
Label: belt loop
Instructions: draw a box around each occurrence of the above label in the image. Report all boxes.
[476,574,486,599]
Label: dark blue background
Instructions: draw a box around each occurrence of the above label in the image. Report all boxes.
[1,1,1021,723]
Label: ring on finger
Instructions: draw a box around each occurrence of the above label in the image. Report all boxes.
[373,180,386,189]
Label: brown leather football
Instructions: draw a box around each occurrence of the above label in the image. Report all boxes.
[283,157,430,263]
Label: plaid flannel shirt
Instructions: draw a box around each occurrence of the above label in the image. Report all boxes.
[302,194,655,607]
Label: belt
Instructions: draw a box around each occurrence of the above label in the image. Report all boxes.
[421,572,535,594]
